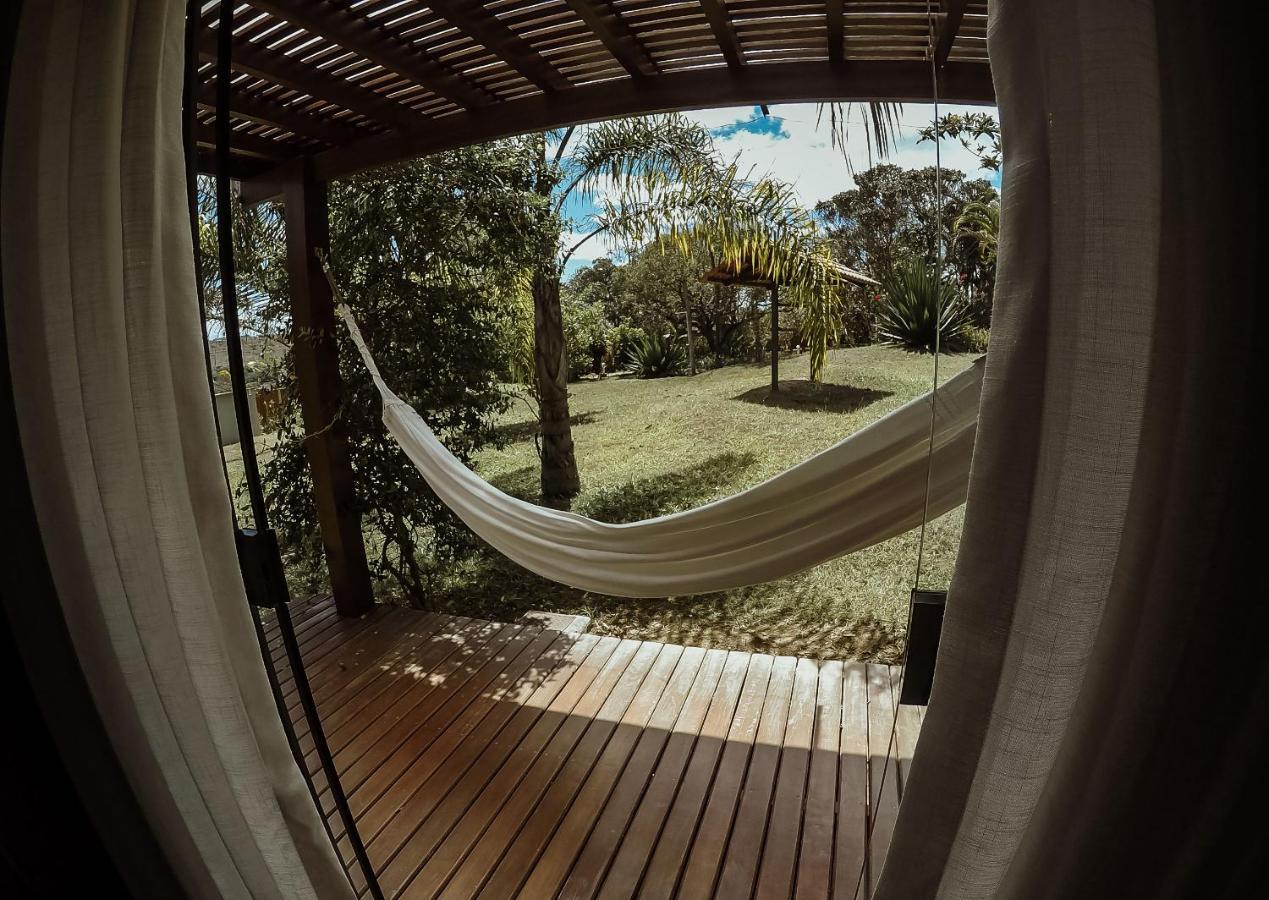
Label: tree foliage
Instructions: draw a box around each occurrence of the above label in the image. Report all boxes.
[815,164,998,328]
[257,142,549,598]
[918,112,1002,172]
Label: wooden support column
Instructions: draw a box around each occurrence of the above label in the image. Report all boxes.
[770,283,780,391]
[283,161,373,617]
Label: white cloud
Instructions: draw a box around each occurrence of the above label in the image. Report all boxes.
[686,102,999,210]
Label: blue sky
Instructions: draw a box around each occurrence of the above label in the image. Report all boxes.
[561,102,1001,279]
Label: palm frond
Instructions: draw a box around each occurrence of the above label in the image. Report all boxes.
[816,102,904,174]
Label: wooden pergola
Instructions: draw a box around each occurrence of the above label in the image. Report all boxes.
[190,0,993,614]
[703,259,879,390]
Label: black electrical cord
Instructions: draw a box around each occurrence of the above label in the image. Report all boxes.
[210,5,384,898]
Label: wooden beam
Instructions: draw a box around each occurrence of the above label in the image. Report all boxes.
[195,79,363,145]
[699,0,745,68]
[307,60,995,182]
[195,121,294,159]
[243,0,491,111]
[561,0,658,78]
[428,0,570,93]
[281,163,374,618]
[194,148,276,180]
[197,29,422,131]
[935,0,967,67]
[827,0,845,66]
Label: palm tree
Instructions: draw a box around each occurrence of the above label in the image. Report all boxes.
[954,199,1000,265]
[529,115,714,504]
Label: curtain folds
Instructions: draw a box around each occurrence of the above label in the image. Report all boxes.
[877,2,1257,897]
[342,306,983,598]
[2,3,351,897]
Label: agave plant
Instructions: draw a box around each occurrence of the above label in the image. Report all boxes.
[625,332,686,378]
[875,260,971,353]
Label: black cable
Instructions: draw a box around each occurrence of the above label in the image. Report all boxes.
[211,5,384,898]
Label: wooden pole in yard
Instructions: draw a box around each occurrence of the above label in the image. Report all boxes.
[770,283,780,391]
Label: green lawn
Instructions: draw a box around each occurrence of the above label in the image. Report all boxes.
[458,346,976,663]
[226,345,974,662]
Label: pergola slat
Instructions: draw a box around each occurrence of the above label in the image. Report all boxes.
[195,121,296,159]
[561,0,660,78]
[194,80,365,146]
[196,30,424,131]
[242,0,493,111]
[428,0,572,93]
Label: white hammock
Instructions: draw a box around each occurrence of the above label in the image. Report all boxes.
[340,306,982,598]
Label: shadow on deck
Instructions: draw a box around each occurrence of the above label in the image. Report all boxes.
[261,596,923,899]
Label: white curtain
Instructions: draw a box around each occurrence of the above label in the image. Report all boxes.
[342,306,983,598]
[877,1,1256,896]
[2,3,351,897]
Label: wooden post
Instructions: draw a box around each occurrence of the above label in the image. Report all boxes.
[283,161,373,617]
[770,283,780,391]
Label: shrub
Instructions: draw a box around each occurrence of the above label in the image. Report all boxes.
[963,325,990,354]
[604,321,646,373]
[875,260,972,352]
[625,332,686,378]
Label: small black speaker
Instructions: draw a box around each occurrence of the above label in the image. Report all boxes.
[900,588,946,705]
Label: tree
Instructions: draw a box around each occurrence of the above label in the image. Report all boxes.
[527,115,715,504]
[815,164,998,277]
[257,142,547,599]
[918,112,1002,172]
[952,199,1000,326]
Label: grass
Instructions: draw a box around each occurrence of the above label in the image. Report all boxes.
[453,345,977,663]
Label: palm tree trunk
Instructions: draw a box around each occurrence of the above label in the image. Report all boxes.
[532,265,580,503]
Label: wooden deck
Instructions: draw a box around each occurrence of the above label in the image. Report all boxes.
[262,596,923,899]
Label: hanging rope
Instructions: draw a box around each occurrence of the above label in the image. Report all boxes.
[209,5,384,898]
[855,5,945,895]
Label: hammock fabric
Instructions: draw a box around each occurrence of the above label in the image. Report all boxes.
[341,306,983,598]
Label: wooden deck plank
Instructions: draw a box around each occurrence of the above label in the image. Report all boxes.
[317,620,511,815]
[374,635,620,898]
[356,634,598,892]
[296,615,467,758]
[559,648,737,900]
[477,643,689,898]
[793,660,844,900]
[755,656,820,899]
[866,664,900,898]
[521,646,708,899]
[589,648,732,898]
[338,623,542,820]
[711,655,799,899]
[672,653,774,900]
[624,650,753,898]
[280,609,411,708]
[890,664,922,801]
[275,605,922,900]
[395,639,645,899]
[834,662,869,900]
[347,627,575,859]
[433,641,669,900]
